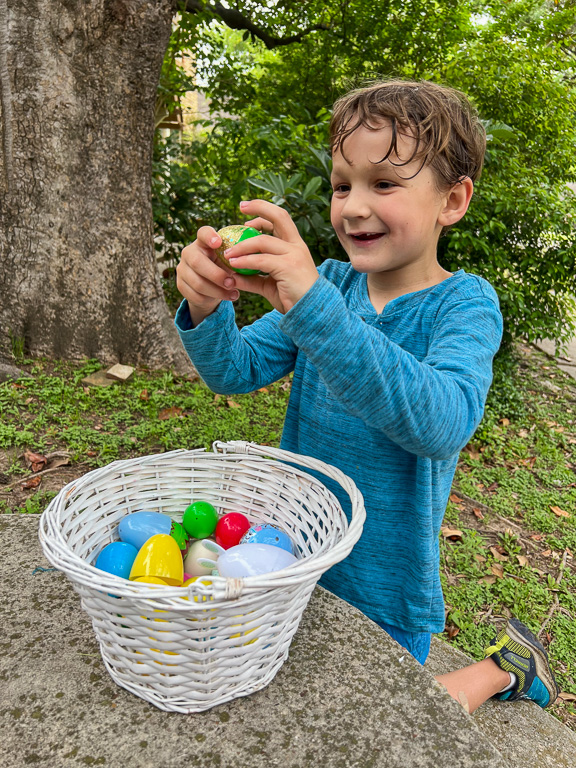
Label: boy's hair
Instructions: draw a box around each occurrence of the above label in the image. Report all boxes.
[330,79,486,190]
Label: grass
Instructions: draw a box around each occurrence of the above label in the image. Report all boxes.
[0,342,575,728]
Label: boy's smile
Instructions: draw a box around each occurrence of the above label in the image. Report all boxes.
[330,122,468,308]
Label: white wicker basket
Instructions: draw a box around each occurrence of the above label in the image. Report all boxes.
[39,440,365,713]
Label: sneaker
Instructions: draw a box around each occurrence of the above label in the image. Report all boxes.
[484,618,559,708]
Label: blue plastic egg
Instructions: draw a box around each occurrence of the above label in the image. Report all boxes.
[118,511,171,550]
[240,523,296,555]
[95,541,139,579]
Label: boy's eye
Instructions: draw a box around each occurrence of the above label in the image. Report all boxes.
[376,181,395,190]
[332,183,350,194]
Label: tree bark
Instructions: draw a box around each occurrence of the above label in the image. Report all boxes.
[0,0,195,374]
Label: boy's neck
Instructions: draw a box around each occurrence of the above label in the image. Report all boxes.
[366,264,454,314]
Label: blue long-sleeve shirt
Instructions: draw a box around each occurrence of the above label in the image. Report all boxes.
[175,260,503,632]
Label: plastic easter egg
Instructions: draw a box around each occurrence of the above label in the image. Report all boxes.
[170,521,189,552]
[215,542,298,578]
[183,539,219,577]
[215,512,251,550]
[95,541,139,579]
[240,523,296,555]
[132,576,170,585]
[118,511,171,550]
[215,225,261,275]
[181,576,214,603]
[129,534,184,586]
[183,501,218,539]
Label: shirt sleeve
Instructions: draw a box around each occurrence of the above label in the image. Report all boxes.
[174,298,298,393]
[278,275,503,460]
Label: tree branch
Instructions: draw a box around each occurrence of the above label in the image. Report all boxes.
[184,0,329,49]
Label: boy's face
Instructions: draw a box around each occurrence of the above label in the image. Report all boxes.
[330,122,450,281]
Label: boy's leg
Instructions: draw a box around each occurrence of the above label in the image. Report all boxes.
[435,618,559,714]
[435,657,509,713]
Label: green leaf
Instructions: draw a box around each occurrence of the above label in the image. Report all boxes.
[301,176,322,200]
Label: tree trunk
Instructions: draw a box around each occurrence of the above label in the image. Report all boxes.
[0,0,195,374]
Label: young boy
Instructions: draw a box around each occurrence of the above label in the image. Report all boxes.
[174,79,558,714]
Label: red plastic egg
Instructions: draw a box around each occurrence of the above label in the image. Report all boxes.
[215,512,251,550]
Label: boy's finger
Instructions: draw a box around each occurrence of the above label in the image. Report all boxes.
[178,245,236,288]
[196,225,222,251]
[239,200,300,243]
[242,216,274,234]
[178,262,238,302]
[224,234,286,258]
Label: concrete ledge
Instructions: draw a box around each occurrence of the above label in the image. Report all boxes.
[1,514,573,767]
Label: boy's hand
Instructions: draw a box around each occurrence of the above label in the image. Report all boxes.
[224,200,319,314]
[176,226,241,326]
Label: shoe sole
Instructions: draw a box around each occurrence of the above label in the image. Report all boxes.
[507,619,559,704]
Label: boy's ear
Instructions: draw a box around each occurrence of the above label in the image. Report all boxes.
[438,177,474,228]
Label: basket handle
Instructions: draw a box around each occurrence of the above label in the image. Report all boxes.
[212,440,362,510]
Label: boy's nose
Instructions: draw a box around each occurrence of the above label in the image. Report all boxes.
[340,191,371,219]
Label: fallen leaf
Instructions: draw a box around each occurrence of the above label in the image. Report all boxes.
[213,394,222,402]
[464,445,481,460]
[139,389,150,401]
[550,505,570,518]
[558,692,576,702]
[86,450,98,457]
[48,457,70,470]
[530,534,543,541]
[541,549,552,557]
[441,527,463,542]
[449,493,462,503]
[280,381,291,391]
[21,476,42,489]
[24,451,48,472]
[517,555,529,567]
[472,507,484,520]
[518,429,529,438]
[480,576,497,585]
[490,564,504,578]
[257,387,269,393]
[490,546,509,562]
[518,457,536,468]
[487,482,499,492]
[446,625,460,639]
[158,407,183,420]
[499,418,510,426]
[226,399,241,409]
[474,554,486,563]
